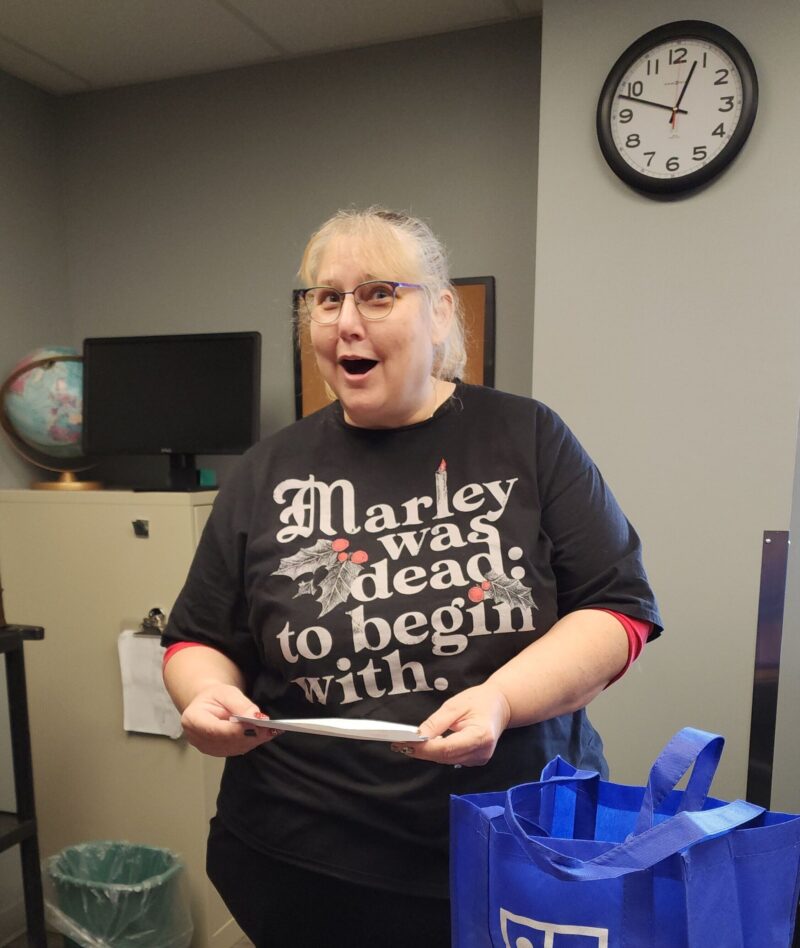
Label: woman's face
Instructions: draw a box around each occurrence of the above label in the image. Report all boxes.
[309,233,451,428]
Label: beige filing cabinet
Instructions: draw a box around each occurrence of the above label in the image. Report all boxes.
[0,490,243,948]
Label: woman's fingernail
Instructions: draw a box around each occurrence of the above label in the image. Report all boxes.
[244,729,257,737]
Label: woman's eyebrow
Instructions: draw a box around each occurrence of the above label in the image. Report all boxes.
[315,272,380,286]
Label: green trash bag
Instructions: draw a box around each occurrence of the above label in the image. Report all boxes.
[44,841,193,948]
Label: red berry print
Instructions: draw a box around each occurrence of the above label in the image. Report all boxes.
[351,550,369,564]
[468,586,485,603]
[332,538,350,552]
[481,580,491,590]
[337,551,349,562]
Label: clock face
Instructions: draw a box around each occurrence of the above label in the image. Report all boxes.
[597,22,758,194]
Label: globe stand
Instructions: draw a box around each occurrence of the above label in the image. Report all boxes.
[1,354,103,491]
[30,470,103,491]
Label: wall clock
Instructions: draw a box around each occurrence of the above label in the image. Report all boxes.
[596,20,758,195]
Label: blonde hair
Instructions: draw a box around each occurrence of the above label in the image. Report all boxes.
[297,207,467,380]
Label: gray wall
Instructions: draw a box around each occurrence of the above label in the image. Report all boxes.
[0,71,68,489]
[0,69,68,940]
[772,414,800,813]
[534,0,800,801]
[58,20,541,452]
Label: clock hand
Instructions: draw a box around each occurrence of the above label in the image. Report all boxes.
[618,94,688,114]
[674,59,697,111]
[671,59,697,126]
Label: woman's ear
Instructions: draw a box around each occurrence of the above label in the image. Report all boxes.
[430,290,455,346]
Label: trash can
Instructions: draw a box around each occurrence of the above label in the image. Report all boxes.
[44,841,193,948]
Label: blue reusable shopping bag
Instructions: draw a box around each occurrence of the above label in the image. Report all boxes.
[450,728,800,948]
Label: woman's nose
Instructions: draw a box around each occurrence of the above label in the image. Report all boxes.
[337,294,366,337]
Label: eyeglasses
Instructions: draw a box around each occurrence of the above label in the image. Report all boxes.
[300,280,423,325]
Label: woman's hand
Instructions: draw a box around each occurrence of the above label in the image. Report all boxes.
[391,610,631,767]
[180,683,277,757]
[163,645,277,757]
[396,683,512,767]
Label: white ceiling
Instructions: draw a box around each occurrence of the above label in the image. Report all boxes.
[0,0,541,97]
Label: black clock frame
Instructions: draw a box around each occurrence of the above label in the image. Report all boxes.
[596,20,758,196]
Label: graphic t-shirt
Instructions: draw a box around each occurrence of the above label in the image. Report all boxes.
[164,383,663,897]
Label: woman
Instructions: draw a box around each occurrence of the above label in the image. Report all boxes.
[162,207,662,947]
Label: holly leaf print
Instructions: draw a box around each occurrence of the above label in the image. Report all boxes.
[273,539,338,581]
[316,559,363,616]
[293,579,317,598]
[485,570,536,611]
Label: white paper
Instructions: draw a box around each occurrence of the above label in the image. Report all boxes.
[230,715,428,742]
[117,629,183,739]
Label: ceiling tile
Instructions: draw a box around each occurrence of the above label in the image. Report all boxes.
[227,0,525,56]
[0,0,281,91]
[0,0,541,95]
[515,0,542,14]
[0,31,89,94]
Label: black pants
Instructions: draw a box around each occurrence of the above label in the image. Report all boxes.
[206,817,452,947]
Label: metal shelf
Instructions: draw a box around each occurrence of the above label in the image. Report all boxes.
[1,622,46,947]
[0,811,37,852]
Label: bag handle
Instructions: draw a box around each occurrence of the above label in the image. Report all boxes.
[537,757,600,839]
[634,728,724,835]
[504,789,763,881]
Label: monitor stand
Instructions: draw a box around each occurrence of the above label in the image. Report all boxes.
[130,453,217,492]
[166,452,203,491]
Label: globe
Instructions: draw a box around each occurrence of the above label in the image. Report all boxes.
[4,347,83,457]
[0,347,100,489]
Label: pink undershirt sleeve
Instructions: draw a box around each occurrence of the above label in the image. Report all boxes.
[594,609,652,686]
[162,640,222,669]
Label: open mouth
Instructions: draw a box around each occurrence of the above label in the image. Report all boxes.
[339,358,378,376]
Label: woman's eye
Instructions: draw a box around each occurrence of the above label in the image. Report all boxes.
[319,290,341,308]
[363,283,393,303]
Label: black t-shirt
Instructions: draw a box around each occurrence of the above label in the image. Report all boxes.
[164,383,662,897]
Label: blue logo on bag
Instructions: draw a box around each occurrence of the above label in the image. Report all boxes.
[500,908,609,948]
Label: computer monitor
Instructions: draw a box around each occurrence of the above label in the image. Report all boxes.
[82,331,261,489]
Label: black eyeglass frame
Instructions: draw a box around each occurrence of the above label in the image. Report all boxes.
[299,280,423,324]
